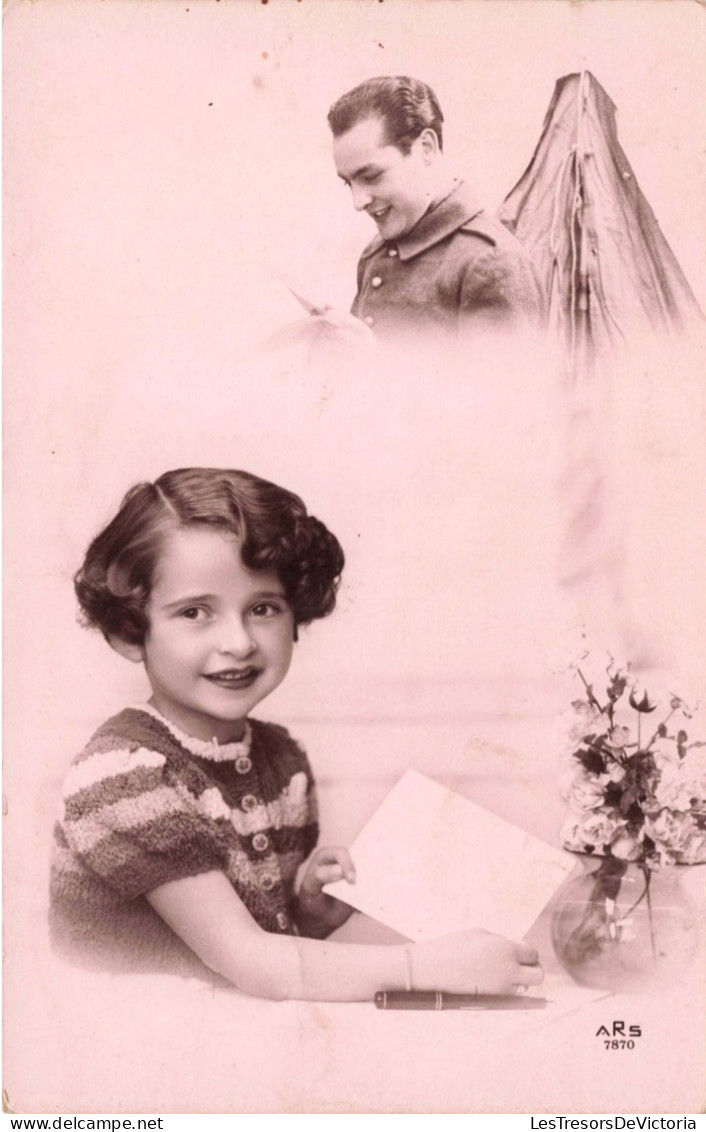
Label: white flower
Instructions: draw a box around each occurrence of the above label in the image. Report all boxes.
[606,725,631,751]
[560,808,623,853]
[681,747,706,802]
[566,701,612,744]
[558,766,580,800]
[654,762,701,813]
[560,814,589,852]
[565,772,607,812]
[599,761,628,786]
[676,830,706,865]
[653,845,679,868]
[645,808,694,852]
[610,833,642,861]
[651,742,674,770]
[580,809,624,847]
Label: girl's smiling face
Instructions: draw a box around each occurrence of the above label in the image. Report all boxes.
[126,526,295,743]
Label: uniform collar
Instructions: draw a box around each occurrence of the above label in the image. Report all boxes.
[360,180,485,263]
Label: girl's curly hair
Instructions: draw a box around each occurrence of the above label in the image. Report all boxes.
[74,468,345,645]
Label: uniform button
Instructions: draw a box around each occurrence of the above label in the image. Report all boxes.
[260,873,275,890]
[371,276,383,289]
[276,912,289,931]
[388,247,398,258]
[252,832,269,852]
[364,316,374,326]
[241,794,257,812]
[235,755,252,775]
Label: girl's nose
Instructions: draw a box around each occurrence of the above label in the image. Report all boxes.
[217,617,256,659]
[351,183,374,212]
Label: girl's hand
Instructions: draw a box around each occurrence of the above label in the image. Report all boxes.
[412,929,544,996]
[295,846,357,937]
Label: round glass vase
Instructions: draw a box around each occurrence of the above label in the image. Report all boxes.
[551,855,699,993]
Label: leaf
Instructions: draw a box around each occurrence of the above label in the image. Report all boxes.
[604,783,623,809]
[625,802,644,824]
[607,675,628,702]
[677,730,688,759]
[619,789,637,815]
[576,747,605,775]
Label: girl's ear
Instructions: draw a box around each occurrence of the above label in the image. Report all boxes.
[107,635,145,664]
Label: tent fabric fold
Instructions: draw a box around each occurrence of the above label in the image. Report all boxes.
[499,71,702,372]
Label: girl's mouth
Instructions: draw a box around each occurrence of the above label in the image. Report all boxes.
[371,206,392,223]
[204,668,259,689]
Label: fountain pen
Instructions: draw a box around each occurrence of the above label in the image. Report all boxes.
[374,991,548,1011]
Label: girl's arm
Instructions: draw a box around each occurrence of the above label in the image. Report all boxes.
[146,869,543,1002]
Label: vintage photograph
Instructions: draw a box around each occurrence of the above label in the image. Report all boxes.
[3,0,705,1116]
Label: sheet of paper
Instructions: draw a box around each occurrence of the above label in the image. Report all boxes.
[325,769,577,942]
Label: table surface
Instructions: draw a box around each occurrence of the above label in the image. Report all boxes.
[6,717,706,1115]
[6,921,704,1115]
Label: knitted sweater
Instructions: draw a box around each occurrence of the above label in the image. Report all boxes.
[50,705,319,977]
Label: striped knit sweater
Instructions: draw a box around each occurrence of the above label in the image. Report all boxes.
[50,704,319,977]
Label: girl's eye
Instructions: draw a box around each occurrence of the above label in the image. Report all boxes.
[179,606,206,621]
[250,602,283,619]
[360,172,381,186]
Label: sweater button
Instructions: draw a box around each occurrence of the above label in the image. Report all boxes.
[252,832,269,852]
[235,755,252,775]
[260,873,275,890]
[276,912,289,931]
[371,276,382,289]
[388,247,398,257]
[241,794,257,812]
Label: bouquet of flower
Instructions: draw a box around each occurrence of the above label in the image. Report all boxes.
[552,660,705,986]
[559,660,706,868]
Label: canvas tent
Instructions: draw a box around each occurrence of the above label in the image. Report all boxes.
[499,72,705,662]
[499,71,702,376]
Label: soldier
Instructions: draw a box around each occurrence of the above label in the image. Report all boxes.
[326,75,545,343]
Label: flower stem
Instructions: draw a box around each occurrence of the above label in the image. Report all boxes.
[622,865,651,919]
[644,869,657,962]
[645,707,677,751]
[577,668,605,714]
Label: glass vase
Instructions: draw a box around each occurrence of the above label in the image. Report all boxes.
[551,856,699,992]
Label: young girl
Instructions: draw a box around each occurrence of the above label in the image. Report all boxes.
[50,467,543,1001]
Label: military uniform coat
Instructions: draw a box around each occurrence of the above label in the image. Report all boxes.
[351,180,546,341]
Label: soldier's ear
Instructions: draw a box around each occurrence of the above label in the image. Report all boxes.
[418,128,440,162]
[107,634,145,664]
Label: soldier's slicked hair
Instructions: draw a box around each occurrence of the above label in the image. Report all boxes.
[328,76,444,154]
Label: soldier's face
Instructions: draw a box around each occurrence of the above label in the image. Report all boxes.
[333,115,437,241]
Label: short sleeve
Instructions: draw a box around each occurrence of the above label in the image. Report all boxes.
[59,743,226,899]
[301,772,319,860]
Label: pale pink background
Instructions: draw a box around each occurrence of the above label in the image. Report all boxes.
[3,0,706,1115]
